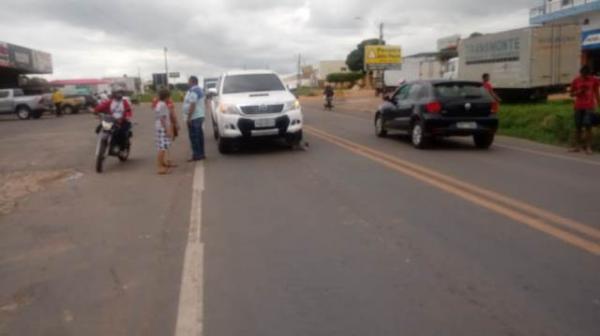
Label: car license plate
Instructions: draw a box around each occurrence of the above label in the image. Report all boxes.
[456,122,477,130]
[255,118,276,128]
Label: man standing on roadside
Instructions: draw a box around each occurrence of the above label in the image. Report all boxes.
[51,88,65,117]
[482,73,501,113]
[182,76,206,161]
[570,65,600,155]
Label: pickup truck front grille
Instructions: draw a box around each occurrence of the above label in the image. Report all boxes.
[240,104,284,114]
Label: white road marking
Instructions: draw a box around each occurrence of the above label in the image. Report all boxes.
[175,162,205,336]
[305,104,600,167]
[495,144,600,167]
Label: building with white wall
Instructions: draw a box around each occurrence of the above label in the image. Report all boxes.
[530,0,600,73]
[317,60,348,82]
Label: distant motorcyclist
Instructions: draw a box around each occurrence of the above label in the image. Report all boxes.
[323,84,334,109]
[94,89,133,151]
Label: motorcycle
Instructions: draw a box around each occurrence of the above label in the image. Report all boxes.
[95,114,131,173]
[324,95,334,110]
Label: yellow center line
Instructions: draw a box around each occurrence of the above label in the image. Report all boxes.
[304,125,600,256]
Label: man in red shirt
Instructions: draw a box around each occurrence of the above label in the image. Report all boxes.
[570,66,600,154]
[94,90,133,152]
[482,73,501,113]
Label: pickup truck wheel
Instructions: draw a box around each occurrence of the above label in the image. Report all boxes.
[16,106,31,120]
[375,114,387,137]
[411,121,430,149]
[218,138,233,154]
[473,133,495,149]
[286,131,303,148]
[212,121,219,140]
[62,105,74,115]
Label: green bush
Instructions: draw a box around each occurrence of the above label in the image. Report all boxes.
[134,90,184,103]
[498,100,600,149]
[295,86,319,97]
[326,72,363,84]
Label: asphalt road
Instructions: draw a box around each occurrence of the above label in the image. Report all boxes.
[1,102,599,335]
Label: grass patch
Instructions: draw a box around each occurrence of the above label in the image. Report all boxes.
[134,90,185,103]
[498,99,600,149]
[294,86,320,97]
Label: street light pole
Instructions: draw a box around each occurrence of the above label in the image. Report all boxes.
[164,47,169,87]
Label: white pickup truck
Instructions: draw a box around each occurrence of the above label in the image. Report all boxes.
[0,88,52,120]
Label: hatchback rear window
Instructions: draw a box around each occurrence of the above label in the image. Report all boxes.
[434,83,488,99]
[223,74,286,94]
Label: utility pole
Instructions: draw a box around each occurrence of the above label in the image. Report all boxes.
[164,47,169,87]
[297,54,301,89]
[376,22,385,96]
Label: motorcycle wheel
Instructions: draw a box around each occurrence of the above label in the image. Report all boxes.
[118,145,130,162]
[96,138,108,173]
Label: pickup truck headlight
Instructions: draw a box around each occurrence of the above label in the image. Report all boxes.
[219,103,240,115]
[284,100,301,112]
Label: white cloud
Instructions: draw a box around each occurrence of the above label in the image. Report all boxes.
[0,0,537,80]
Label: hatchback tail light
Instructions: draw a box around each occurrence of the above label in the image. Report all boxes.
[491,102,499,114]
[425,101,442,114]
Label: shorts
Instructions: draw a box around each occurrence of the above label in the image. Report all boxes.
[155,126,171,150]
[574,109,594,130]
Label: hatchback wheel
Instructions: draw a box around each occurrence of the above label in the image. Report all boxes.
[473,133,495,149]
[411,121,429,149]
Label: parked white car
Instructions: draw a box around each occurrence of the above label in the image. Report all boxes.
[209,70,303,154]
[0,88,52,120]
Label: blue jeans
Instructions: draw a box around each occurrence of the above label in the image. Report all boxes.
[187,117,205,159]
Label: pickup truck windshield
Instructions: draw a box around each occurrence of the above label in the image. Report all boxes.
[223,74,286,94]
[434,83,487,99]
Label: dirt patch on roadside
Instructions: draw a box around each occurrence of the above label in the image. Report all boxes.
[0,170,78,215]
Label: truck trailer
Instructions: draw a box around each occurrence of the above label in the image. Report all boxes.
[384,53,443,90]
[448,25,581,101]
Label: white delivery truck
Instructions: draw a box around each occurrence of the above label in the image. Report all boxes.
[447,25,581,101]
[384,53,443,90]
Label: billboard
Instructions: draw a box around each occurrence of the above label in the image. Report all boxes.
[364,45,402,70]
[0,42,10,67]
[0,41,53,74]
[153,73,168,87]
[32,50,53,73]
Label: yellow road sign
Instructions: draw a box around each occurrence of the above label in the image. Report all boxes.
[364,45,402,66]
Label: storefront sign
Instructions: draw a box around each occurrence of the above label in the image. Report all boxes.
[464,36,520,65]
[582,29,600,50]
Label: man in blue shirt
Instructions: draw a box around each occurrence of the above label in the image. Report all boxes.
[183,76,206,161]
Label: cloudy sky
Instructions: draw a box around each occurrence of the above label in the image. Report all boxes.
[0,0,540,81]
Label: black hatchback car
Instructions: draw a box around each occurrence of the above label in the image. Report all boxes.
[374,80,499,149]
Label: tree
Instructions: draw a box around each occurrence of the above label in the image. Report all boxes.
[346,38,384,72]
